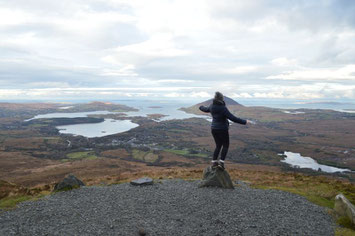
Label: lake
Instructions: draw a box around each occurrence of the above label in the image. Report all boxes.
[27,101,210,138]
[57,119,139,138]
[26,110,117,121]
[280,151,352,173]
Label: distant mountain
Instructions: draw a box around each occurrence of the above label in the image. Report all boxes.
[297,101,355,105]
[197,96,243,107]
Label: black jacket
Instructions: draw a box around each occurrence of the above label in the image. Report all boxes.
[199,99,246,130]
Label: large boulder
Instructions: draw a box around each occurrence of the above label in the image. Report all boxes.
[130,177,154,186]
[198,166,234,189]
[334,193,355,225]
[53,174,85,192]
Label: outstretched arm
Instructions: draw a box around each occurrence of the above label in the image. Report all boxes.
[199,105,211,113]
[223,107,247,125]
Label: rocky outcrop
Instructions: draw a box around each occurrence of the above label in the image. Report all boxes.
[130,177,154,186]
[198,166,234,189]
[53,174,85,192]
[334,193,355,225]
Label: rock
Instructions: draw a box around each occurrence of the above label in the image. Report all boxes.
[53,174,85,192]
[198,166,234,189]
[130,177,153,186]
[334,193,355,225]
[138,228,146,236]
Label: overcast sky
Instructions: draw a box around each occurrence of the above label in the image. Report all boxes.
[1,0,355,101]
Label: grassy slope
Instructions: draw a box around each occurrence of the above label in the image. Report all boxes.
[66,151,98,161]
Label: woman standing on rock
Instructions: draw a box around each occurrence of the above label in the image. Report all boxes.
[199,92,251,169]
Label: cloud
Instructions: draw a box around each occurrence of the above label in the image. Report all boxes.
[219,66,258,74]
[0,8,33,26]
[231,92,253,98]
[229,83,355,99]
[2,82,354,100]
[0,0,355,100]
[267,64,355,81]
[102,35,190,65]
[100,65,138,77]
[271,58,298,67]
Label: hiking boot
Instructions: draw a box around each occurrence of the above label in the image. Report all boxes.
[211,161,218,168]
[218,160,225,170]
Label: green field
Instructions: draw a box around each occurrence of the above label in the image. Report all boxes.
[132,149,159,163]
[164,149,208,158]
[66,151,98,161]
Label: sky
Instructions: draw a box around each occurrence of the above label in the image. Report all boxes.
[0,0,355,101]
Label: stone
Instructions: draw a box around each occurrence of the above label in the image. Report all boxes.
[334,193,355,225]
[53,174,85,192]
[138,228,146,236]
[130,177,153,186]
[198,166,234,189]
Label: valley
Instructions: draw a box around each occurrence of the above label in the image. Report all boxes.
[0,100,354,189]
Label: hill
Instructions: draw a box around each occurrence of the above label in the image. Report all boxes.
[196,96,243,107]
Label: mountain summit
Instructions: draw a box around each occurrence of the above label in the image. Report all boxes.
[197,96,242,107]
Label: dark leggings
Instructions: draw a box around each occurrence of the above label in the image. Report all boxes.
[211,129,229,161]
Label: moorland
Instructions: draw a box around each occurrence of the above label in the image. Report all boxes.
[0,100,354,233]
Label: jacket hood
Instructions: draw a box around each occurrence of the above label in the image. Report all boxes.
[213,99,225,106]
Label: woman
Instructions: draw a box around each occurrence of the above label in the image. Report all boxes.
[199,92,250,170]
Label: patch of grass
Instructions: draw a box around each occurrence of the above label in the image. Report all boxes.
[30,124,48,127]
[164,149,208,158]
[245,171,355,232]
[337,217,355,231]
[0,192,49,210]
[244,172,355,207]
[191,153,208,158]
[256,185,334,208]
[132,150,158,163]
[66,151,97,160]
[165,149,189,155]
[0,195,32,209]
[335,227,355,236]
[168,129,189,133]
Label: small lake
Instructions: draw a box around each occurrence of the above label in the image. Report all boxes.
[280,151,352,173]
[282,111,305,115]
[26,110,117,121]
[56,119,138,138]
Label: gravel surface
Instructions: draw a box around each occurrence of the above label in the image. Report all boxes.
[0,179,335,235]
